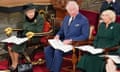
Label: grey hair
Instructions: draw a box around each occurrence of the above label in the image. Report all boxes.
[100,10,116,22]
[65,1,79,11]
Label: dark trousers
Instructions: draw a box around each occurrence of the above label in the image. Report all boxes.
[44,46,64,72]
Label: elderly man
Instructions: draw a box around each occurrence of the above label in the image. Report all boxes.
[44,1,89,72]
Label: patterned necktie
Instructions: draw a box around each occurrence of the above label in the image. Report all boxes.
[67,17,74,32]
[68,17,74,26]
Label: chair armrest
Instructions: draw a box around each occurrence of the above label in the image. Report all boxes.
[34,29,53,36]
[103,46,120,54]
[13,28,23,31]
[72,40,93,46]
[7,28,53,36]
[102,47,120,63]
[71,40,93,63]
[47,35,54,39]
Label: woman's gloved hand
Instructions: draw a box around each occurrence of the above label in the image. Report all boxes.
[26,32,35,39]
[4,27,13,36]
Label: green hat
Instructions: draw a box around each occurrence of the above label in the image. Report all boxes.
[23,3,36,11]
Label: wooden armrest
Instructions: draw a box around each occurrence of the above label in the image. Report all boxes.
[11,28,53,36]
[47,35,54,39]
[72,40,93,46]
[13,28,23,31]
[34,29,53,36]
[103,46,120,54]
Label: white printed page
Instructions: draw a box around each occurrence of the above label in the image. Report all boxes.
[100,55,120,64]
[106,55,120,64]
[48,39,60,49]
[76,45,94,51]
[76,45,103,54]
[14,37,28,45]
[1,35,28,45]
[48,39,73,52]
[89,48,104,54]
[60,44,73,52]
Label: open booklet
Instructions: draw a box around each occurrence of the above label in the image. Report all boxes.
[48,39,73,53]
[75,45,104,54]
[1,35,28,45]
[99,55,120,64]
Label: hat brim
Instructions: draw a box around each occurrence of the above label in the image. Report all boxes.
[23,3,37,11]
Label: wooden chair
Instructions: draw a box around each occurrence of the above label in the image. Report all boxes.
[14,9,55,65]
[46,27,95,72]
[62,9,99,72]
[59,25,96,72]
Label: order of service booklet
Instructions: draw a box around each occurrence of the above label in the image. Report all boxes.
[75,45,104,54]
[1,35,28,45]
[48,39,73,53]
[99,55,120,64]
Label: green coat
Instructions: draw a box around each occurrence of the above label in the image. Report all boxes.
[12,14,44,53]
[77,22,120,72]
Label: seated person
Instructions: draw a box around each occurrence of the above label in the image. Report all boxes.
[77,10,120,72]
[44,1,89,72]
[100,0,120,15]
[4,3,44,72]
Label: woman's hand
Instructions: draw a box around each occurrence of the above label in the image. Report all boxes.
[26,32,35,39]
[4,27,13,36]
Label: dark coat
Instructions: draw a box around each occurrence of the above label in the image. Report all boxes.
[77,22,120,72]
[12,13,44,53]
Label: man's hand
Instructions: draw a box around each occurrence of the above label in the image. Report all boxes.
[63,39,72,45]
[4,27,13,36]
[26,32,34,39]
[54,35,60,40]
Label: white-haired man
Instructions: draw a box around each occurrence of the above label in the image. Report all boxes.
[44,1,89,72]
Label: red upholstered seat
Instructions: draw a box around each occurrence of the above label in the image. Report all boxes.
[79,9,99,28]
[116,16,120,23]
[40,21,51,45]
[0,60,8,70]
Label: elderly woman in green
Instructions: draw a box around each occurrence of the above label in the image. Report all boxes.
[4,4,44,72]
[77,10,120,72]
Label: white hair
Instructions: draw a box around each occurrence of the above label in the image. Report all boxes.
[65,1,79,11]
[100,10,116,22]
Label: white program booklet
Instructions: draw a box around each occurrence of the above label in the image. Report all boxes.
[75,45,104,54]
[100,55,120,64]
[1,35,28,45]
[48,39,73,53]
